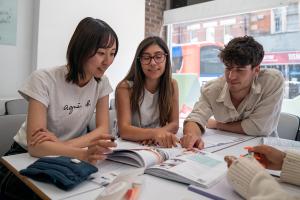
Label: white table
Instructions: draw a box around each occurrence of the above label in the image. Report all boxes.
[2,131,298,200]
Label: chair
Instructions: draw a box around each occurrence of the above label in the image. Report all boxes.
[110,98,115,110]
[0,100,6,115]
[88,109,116,134]
[5,99,28,115]
[0,114,26,156]
[277,112,300,140]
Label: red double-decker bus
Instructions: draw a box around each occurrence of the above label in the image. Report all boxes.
[172,41,224,84]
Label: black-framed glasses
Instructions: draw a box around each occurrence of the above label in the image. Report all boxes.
[139,53,167,65]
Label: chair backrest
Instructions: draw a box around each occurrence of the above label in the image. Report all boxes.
[110,98,115,110]
[88,109,116,134]
[5,99,28,115]
[277,112,300,140]
[0,114,26,156]
[0,100,6,115]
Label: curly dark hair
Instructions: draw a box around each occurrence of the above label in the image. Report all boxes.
[219,35,264,69]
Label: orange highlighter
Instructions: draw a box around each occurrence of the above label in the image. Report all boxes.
[243,146,266,168]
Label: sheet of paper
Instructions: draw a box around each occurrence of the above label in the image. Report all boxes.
[263,137,300,152]
[91,160,137,185]
[202,129,248,148]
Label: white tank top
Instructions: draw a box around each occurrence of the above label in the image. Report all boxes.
[127,81,160,128]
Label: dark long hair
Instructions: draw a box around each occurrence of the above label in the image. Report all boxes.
[117,36,173,126]
[66,17,119,84]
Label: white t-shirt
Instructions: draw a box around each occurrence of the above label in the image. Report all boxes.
[14,65,113,149]
[127,81,160,128]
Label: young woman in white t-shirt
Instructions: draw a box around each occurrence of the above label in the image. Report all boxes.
[0,17,118,199]
[115,36,179,148]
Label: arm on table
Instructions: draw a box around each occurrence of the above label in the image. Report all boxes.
[115,82,177,148]
[26,98,115,162]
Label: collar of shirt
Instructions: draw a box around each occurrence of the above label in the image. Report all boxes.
[216,79,262,109]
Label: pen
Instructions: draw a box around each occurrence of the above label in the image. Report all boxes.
[243,146,262,160]
[188,185,226,200]
[241,152,254,158]
[243,146,266,168]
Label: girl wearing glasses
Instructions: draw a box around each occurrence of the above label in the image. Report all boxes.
[115,36,179,148]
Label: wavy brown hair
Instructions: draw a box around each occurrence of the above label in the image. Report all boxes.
[117,36,173,126]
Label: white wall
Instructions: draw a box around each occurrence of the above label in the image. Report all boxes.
[36,0,145,93]
[0,0,145,99]
[0,0,35,99]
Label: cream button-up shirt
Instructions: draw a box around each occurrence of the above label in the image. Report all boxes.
[185,69,284,136]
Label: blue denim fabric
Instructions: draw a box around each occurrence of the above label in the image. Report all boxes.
[20,156,98,190]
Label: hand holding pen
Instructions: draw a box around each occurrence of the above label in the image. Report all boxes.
[86,134,117,164]
[246,145,286,170]
[225,145,287,170]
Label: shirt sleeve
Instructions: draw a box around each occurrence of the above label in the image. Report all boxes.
[184,85,213,132]
[18,70,50,107]
[97,75,113,100]
[241,72,284,136]
[280,151,300,186]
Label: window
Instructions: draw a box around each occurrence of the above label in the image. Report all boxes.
[166,0,300,117]
[286,3,299,31]
[200,45,224,76]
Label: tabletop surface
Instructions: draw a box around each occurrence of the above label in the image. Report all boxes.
[1,130,298,200]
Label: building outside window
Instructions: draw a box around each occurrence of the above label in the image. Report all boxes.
[166,0,300,118]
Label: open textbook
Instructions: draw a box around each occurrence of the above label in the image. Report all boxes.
[107,140,227,188]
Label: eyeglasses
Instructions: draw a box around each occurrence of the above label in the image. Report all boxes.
[139,53,167,65]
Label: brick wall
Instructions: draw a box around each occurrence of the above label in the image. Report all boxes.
[145,0,167,41]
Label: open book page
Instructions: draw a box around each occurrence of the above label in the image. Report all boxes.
[156,147,185,160]
[108,140,167,168]
[108,149,163,168]
[145,151,227,188]
[263,137,300,152]
[113,139,143,150]
[108,140,188,168]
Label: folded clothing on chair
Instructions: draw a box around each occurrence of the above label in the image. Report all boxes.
[20,156,98,190]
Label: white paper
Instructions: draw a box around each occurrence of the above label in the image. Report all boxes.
[263,137,300,152]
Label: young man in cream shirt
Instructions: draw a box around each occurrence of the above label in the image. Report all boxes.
[180,36,285,149]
